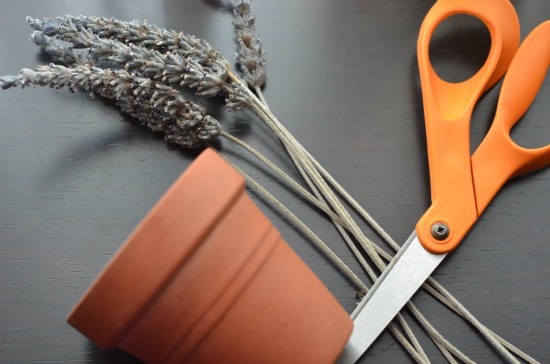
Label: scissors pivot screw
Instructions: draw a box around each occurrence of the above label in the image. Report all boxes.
[431,222,450,240]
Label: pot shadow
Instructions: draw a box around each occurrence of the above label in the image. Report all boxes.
[31,91,227,188]
[85,341,142,364]
[34,110,192,184]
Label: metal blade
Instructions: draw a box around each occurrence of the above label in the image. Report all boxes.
[338,232,447,363]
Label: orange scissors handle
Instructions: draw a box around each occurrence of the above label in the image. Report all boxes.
[472,21,550,214]
[415,0,521,254]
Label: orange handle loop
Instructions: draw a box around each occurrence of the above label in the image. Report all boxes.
[472,21,550,214]
[416,0,520,253]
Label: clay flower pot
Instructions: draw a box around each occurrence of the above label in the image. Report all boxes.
[68,148,352,363]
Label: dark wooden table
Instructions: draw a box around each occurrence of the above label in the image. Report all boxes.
[0,1,548,363]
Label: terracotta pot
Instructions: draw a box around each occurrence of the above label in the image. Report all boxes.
[68,148,352,363]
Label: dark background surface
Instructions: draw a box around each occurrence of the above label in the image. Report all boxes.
[0,0,548,363]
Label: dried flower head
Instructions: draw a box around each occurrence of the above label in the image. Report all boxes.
[28,17,244,103]
[0,64,221,148]
[233,0,266,89]
[27,16,230,71]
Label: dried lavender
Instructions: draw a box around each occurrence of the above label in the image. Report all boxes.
[28,21,252,109]
[30,31,81,65]
[27,16,230,71]
[233,0,267,89]
[0,64,221,148]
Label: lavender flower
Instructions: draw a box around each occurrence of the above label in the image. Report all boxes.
[0,64,221,148]
[233,0,266,89]
[28,20,249,107]
[27,16,230,71]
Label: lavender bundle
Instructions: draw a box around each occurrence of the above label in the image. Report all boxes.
[0,2,538,363]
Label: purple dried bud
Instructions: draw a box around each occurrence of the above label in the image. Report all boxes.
[26,16,44,31]
[241,33,253,48]
[30,31,49,46]
[234,1,251,16]
[42,19,59,36]
[225,84,252,111]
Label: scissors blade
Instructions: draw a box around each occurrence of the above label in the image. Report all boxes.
[338,233,447,363]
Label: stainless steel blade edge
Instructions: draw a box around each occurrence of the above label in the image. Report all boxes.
[338,233,447,363]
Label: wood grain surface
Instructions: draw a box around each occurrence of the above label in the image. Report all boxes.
[0,1,548,363]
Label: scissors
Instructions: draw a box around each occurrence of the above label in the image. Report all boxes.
[338,0,550,362]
